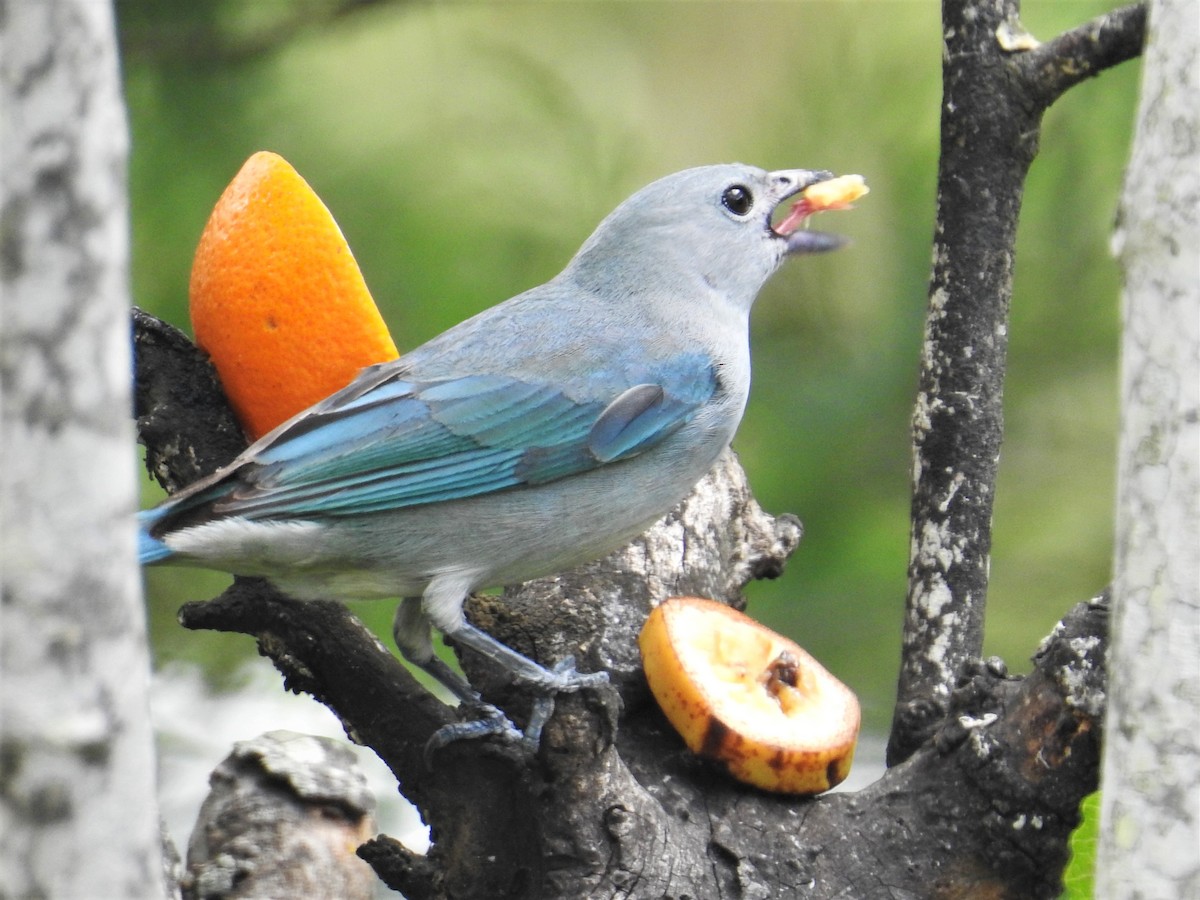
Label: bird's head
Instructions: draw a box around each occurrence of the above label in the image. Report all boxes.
[564,164,849,311]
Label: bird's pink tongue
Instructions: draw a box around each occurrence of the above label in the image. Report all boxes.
[772,174,869,237]
[772,199,818,237]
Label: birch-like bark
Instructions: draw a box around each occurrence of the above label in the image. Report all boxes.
[1097,0,1200,895]
[0,2,167,895]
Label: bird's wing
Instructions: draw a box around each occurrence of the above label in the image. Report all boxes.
[205,353,718,519]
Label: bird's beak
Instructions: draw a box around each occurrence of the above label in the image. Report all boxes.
[767,169,849,255]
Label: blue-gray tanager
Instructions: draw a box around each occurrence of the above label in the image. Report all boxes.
[139,164,847,746]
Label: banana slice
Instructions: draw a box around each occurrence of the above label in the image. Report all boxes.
[802,173,868,211]
[773,174,869,236]
[639,597,860,795]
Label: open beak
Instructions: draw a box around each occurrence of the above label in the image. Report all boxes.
[767,169,863,255]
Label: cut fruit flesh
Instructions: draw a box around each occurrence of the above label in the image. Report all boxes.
[639,597,860,795]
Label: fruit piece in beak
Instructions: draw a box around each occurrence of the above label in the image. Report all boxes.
[773,174,869,238]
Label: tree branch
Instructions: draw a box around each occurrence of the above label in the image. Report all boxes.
[890,0,1144,766]
[133,307,247,491]
[183,731,379,899]
[175,579,558,900]
[1021,3,1147,109]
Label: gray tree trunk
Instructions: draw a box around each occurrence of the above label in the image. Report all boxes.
[0,1,168,896]
[1097,0,1200,896]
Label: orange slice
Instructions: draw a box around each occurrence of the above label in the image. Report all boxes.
[189,151,399,439]
[639,597,860,795]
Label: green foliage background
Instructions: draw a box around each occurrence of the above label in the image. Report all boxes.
[121,1,1139,737]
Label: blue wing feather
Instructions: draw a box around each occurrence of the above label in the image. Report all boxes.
[203,353,717,520]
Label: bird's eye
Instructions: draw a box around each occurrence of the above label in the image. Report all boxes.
[721,185,754,217]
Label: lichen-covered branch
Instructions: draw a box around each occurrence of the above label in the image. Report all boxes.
[891,0,1145,766]
[183,732,379,899]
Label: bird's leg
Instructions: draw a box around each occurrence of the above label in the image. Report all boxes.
[442,619,609,694]
[428,621,607,755]
[393,598,526,756]
[393,597,479,702]
[422,656,578,762]
[408,577,609,755]
[421,575,609,696]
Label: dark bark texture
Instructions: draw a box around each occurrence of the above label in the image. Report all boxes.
[889,0,1145,765]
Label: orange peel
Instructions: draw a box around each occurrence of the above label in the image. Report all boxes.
[189,151,399,439]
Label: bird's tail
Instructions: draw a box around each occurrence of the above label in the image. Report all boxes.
[138,507,174,564]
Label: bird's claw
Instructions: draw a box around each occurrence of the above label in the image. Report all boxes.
[424,701,523,767]
[423,657,607,763]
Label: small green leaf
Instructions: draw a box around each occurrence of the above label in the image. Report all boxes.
[1061,792,1100,899]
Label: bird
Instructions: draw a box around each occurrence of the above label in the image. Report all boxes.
[139,164,848,750]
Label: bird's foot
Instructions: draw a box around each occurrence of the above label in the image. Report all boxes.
[440,620,609,696]
[423,658,600,762]
[424,700,525,766]
[513,653,609,695]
